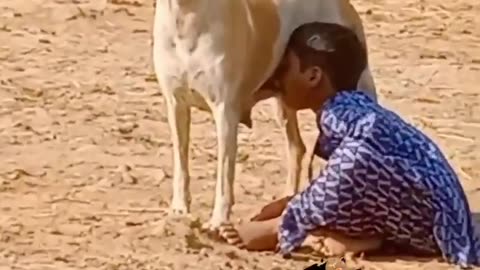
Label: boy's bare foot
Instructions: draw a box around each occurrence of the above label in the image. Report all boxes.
[303,235,330,255]
[219,223,246,249]
[309,229,383,257]
[219,218,280,251]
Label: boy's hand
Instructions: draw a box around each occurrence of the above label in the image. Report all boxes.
[250,195,293,222]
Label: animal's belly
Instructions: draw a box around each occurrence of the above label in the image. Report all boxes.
[153,40,217,113]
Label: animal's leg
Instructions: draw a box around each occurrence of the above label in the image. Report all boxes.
[272,97,306,196]
[357,64,377,101]
[208,103,240,230]
[164,92,191,215]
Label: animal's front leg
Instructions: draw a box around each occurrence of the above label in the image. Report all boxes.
[207,103,240,231]
[272,97,306,196]
[164,93,192,215]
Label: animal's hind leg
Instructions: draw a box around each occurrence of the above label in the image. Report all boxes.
[164,91,192,215]
[272,97,306,196]
[207,102,240,230]
[357,65,377,101]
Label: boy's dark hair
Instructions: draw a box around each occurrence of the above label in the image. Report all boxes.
[284,22,367,91]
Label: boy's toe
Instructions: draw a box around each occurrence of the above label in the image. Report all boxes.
[219,223,246,248]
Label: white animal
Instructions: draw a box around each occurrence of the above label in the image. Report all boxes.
[152,0,377,230]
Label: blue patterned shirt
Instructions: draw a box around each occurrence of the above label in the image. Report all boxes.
[278,90,480,267]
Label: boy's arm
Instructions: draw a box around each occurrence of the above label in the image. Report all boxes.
[277,136,369,255]
[279,94,377,255]
[313,103,352,161]
[250,196,293,222]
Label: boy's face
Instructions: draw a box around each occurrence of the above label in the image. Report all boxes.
[273,50,328,111]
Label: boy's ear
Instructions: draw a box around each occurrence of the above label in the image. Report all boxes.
[305,66,323,87]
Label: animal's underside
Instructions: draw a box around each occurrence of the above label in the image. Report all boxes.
[152,0,377,229]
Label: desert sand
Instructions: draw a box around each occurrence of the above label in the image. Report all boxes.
[0,0,479,269]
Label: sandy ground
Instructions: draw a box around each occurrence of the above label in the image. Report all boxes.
[1,0,479,269]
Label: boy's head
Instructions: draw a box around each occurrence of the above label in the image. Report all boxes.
[268,22,367,110]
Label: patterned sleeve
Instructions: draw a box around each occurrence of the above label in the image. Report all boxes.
[314,112,346,161]
[314,102,367,160]
[278,114,378,255]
